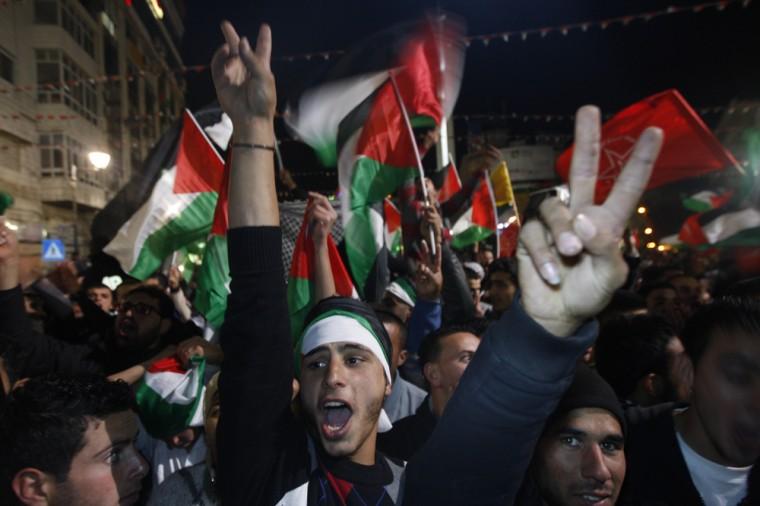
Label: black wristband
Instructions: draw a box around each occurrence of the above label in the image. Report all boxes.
[230,142,276,152]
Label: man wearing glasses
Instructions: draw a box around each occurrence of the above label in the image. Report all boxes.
[0,239,185,382]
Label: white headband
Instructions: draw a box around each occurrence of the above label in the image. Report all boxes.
[301,315,392,384]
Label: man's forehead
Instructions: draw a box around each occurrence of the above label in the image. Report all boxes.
[553,407,622,435]
[441,332,480,351]
[82,411,137,455]
[305,341,373,356]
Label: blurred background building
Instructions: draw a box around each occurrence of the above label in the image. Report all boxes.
[0,0,185,264]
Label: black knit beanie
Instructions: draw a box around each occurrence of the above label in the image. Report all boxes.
[550,363,628,437]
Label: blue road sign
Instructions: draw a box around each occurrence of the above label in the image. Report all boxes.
[42,239,66,262]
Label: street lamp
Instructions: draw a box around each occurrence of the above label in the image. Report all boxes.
[88,151,111,170]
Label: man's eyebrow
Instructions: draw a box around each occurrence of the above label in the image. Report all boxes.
[602,434,625,445]
[720,353,760,373]
[338,343,371,353]
[303,346,329,358]
[554,427,586,437]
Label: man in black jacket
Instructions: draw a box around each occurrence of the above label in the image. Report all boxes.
[621,297,760,505]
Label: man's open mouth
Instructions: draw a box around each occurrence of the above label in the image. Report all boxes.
[320,399,353,440]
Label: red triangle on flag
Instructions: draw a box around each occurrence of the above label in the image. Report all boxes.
[384,197,401,234]
[556,89,740,203]
[173,110,226,195]
[438,161,462,203]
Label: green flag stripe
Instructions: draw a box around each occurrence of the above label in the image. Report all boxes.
[451,225,496,250]
[287,275,314,339]
[194,234,229,329]
[129,192,218,279]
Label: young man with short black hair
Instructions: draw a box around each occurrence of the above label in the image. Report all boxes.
[0,375,148,505]
[378,323,482,461]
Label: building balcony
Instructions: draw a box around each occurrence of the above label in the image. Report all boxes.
[39,177,107,211]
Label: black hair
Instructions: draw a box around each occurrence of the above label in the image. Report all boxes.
[0,376,134,504]
[84,282,112,292]
[594,315,677,399]
[125,284,174,318]
[638,282,677,300]
[374,307,408,347]
[419,323,483,369]
[681,296,760,367]
[146,273,169,290]
[483,258,517,290]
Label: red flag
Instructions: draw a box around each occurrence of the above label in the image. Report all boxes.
[173,110,225,195]
[556,89,740,203]
[437,161,462,203]
[210,149,232,236]
[288,197,357,336]
[498,222,519,258]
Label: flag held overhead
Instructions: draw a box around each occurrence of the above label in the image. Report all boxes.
[556,89,741,203]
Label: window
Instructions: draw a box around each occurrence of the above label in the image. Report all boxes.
[39,133,65,177]
[34,0,95,57]
[36,49,99,124]
[61,0,95,57]
[36,49,62,104]
[34,0,59,24]
[39,133,102,187]
[0,49,13,83]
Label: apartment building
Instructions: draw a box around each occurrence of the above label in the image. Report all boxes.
[0,0,185,264]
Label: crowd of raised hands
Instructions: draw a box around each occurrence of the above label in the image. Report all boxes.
[0,19,757,506]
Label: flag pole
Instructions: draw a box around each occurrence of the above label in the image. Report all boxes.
[388,71,437,256]
[503,160,520,226]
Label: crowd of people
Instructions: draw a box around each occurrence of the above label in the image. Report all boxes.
[1,20,759,506]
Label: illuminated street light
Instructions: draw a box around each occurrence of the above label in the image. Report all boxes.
[646,241,657,249]
[644,227,653,235]
[88,151,111,170]
[657,245,666,252]
[637,206,647,215]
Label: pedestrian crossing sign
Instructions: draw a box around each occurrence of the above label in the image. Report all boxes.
[42,239,66,262]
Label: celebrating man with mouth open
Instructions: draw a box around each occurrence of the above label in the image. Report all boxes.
[211,17,664,505]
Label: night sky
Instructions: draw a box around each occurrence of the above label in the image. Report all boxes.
[180,0,760,186]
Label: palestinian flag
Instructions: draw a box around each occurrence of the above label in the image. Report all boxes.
[556,89,741,203]
[287,197,358,337]
[384,198,403,255]
[288,18,465,301]
[102,110,225,279]
[682,190,734,213]
[663,204,760,248]
[194,118,235,330]
[450,174,499,250]
[135,356,207,439]
[437,161,462,203]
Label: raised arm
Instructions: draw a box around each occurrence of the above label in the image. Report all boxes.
[212,21,299,505]
[404,106,664,504]
[212,21,278,227]
[306,192,338,302]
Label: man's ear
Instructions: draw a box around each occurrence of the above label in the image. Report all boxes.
[384,377,392,397]
[641,373,660,399]
[12,468,53,505]
[423,362,440,388]
[397,350,408,368]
